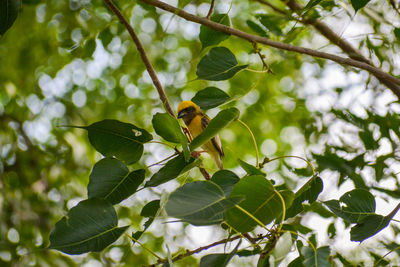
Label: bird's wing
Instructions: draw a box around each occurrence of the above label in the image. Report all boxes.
[201,114,224,157]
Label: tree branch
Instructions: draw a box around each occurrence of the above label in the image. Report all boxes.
[103,0,175,117]
[103,0,211,180]
[139,0,400,98]
[282,0,400,98]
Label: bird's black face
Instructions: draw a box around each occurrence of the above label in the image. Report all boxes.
[177,106,196,119]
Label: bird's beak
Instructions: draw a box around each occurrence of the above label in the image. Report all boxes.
[177,110,186,119]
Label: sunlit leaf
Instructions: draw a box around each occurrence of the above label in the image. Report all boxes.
[226,175,294,232]
[87,158,145,205]
[49,199,128,254]
[301,246,330,267]
[166,181,243,225]
[191,87,230,110]
[196,47,248,81]
[238,159,265,176]
[152,113,190,161]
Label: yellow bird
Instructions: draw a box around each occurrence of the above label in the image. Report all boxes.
[177,100,224,170]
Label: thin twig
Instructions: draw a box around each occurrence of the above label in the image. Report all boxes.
[139,0,400,98]
[390,0,400,16]
[206,0,215,19]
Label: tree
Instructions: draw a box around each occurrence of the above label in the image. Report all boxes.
[1,0,400,266]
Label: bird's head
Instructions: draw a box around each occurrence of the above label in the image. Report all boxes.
[177,100,200,119]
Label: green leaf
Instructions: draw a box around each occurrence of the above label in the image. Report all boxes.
[211,170,240,196]
[350,0,371,12]
[256,14,285,36]
[394,28,400,42]
[87,158,145,205]
[49,199,128,254]
[324,189,375,223]
[190,108,239,151]
[191,87,231,110]
[144,153,195,187]
[272,232,293,265]
[246,20,268,37]
[200,240,240,267]
[225,175,294,232]
[304,0,323,9]
[199,14,231,48]
[301,246,331,267]
[286,176,323,218]
[166,181,243,225]
[98,28,114,48]
[132,200,161,244]
[0,0,21,35]
[350,203,400,242]
[196,47,248,81]
[238,159,266,176]
[84,120,152,165]
[152,113,190,161]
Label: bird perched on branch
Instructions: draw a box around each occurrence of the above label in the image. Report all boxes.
[177,100,224,170]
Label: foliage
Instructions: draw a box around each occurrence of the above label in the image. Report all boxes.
[1,0,400,266]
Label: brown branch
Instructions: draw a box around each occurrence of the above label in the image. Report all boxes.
[103,0,175,117]
[206,0,216,19]
[145,233,269,266]
[282,0,400,98]
[139,0,400,98]
[390,0,400,16]
[103,0,211,180]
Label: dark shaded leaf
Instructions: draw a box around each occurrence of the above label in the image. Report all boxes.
[324,189,375,223]
[199,240,240,267]
[196,47,248,81]
[190,108,239,151]
[226,175,294,232]
[256,14,286,36]
[132,200,161,244]
[351,203,400,242]
[199,14,230,48]
[394,28,400,42]
[87,158,145,205]
[166,181,243,225]
[191,87,231,110]
[0,0,21,35]
[246,20,268,37]
[49,199,128,254]
[84,120,152,165]
[145,153,195,187]
[286,176,323,218]
[350,0,371,12]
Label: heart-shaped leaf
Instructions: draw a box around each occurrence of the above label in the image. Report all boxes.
[166,181,243,225]
[301,246,331,267]
[196,47,248,81]
[49,199,128,254]
[87,158,145,205]
[84,120,152,165]
[350,0,371,12]
[190,108,239,151]
[191,87,231,110]
[211,170,240,196]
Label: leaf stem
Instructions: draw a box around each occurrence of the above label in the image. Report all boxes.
[148,140,177,149]
[261,155,316,176]
[125,233,163,260]
[237,119,259,168]
[274,189,286,232]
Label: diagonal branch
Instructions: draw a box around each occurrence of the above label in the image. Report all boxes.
[103,0,175,117]
[139,0,400,99]
[282,0,400,98]
[103,0,211,180]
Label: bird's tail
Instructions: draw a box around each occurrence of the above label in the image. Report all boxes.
[211,153,224,170]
